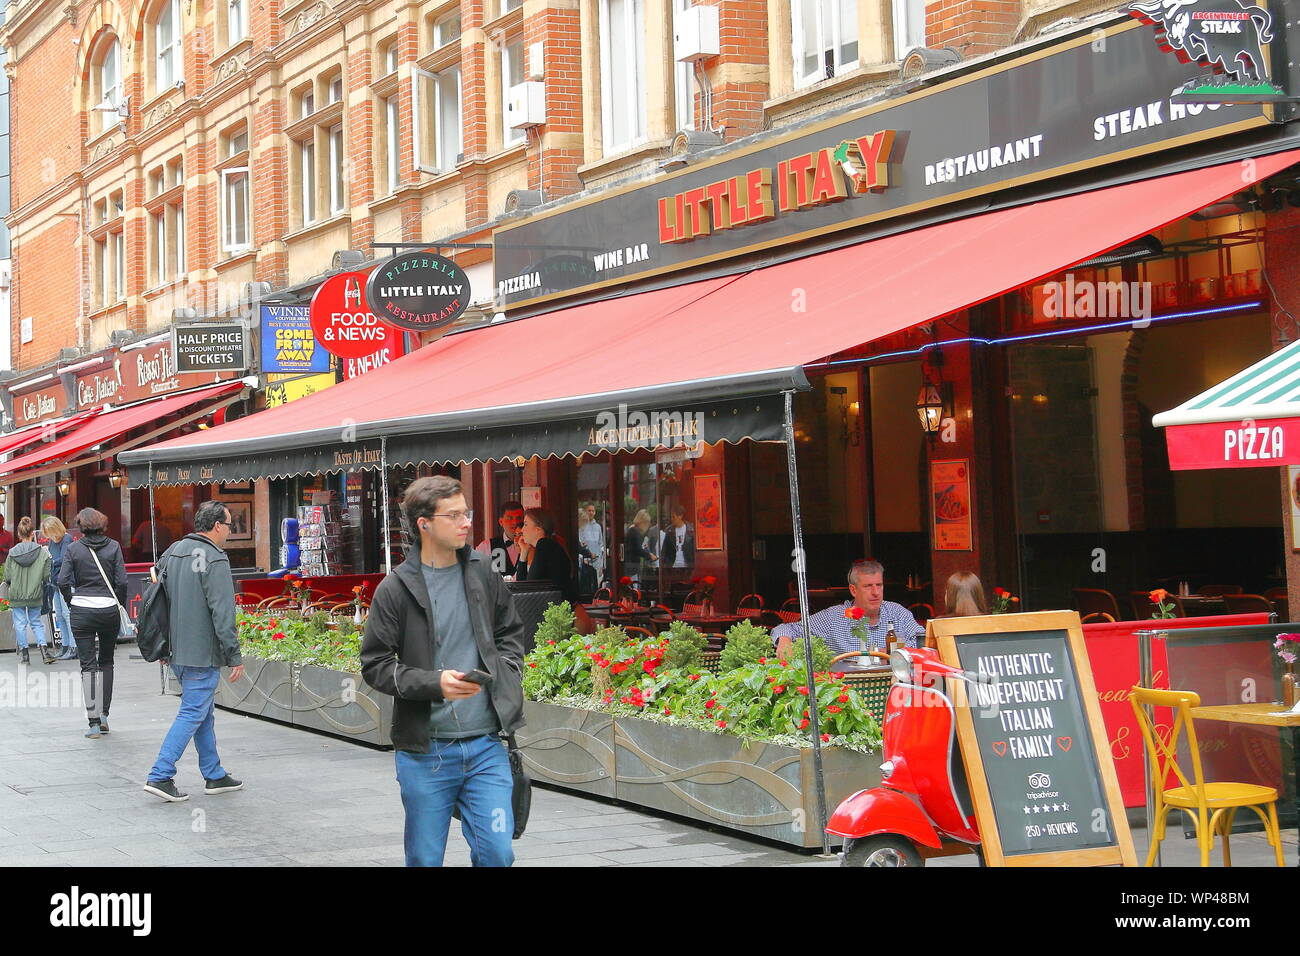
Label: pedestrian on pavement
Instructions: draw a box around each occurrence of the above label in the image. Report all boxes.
[5,517,54,665]
[0,514,14,565]
[143,500,244,803]
[41,516,76,660]
[58,507,129,739]
[361,475,526,867]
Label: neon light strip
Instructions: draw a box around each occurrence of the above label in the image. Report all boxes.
[805,301,1264,369]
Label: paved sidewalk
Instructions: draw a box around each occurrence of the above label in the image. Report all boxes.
[0,650,1293,866]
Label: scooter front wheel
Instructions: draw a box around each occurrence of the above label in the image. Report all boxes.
[841,835,924,867]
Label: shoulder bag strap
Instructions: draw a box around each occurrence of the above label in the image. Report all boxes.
[86,545,128,616]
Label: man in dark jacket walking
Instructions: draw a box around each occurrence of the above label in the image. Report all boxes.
[361,475,526,867]
[143,500,245,802]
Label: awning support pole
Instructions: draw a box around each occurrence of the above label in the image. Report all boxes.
[783,389,832,857]
[148,464,157,562]
[381,437,392,574]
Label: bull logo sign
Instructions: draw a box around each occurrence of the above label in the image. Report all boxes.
[1129,0,1284,100]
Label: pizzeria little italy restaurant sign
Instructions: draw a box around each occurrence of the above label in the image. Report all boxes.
[494,16,1289,310]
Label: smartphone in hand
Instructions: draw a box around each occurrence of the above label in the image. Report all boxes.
[458,669,493,685]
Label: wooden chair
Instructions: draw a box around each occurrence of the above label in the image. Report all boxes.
[1265,587,1288,602]
[256,595,293,610]
[1073,588,1122,621]
[1221,593,1274,615]
[681,602,707,617]
[1198,585,1244,597]
[736,593,764,620]
[624,626,657,641]
[592,587,612,605]
[780,597,800,614]
[1129,686,1285,867]
[1081,611,1115,625]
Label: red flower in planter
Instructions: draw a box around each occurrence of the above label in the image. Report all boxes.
[797,686,810,695]
[758,657,767,665]
[843,606,865,621]
[716,720,727,728]
[688,674,701,681]
[705,699,717,710]
[272,632,286,641]
[619,576,633,587]
[821,733,831,743]
[827,705,842,714]
[773,686,785,694]
[527,662,537,668]
[799,719,810,730]
[838,694,850,704]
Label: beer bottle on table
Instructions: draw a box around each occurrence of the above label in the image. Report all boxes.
[885,622,897,657]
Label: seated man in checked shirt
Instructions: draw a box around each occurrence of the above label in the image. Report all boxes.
[773,559,925,660]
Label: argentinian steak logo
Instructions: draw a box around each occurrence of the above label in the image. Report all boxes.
[1129,0,1282,97]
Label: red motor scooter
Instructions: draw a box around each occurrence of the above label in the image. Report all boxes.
[827,646,984,866]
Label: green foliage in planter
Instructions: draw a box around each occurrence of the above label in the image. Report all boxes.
[718,619,776,670]
[663,621,707,672]
[534,601,576,647]
[788,634,835,672]
[524,603,881,750]
[237,610,363,672]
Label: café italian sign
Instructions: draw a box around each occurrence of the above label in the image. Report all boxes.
[365,252,471,333]
[494,18,1275,310]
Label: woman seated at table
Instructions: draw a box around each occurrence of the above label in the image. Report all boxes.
[517,507,576,604]
[942,571,988,618]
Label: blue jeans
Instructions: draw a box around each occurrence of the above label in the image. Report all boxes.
[148,665,227,783]
[51,590,73,650]
[12,606,46,649]
[395,735,515,867]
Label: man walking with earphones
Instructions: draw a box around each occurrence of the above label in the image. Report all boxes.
[362,476,526,867]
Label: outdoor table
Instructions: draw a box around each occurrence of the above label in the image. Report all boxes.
[678,613,746,630]
[1190,701,1300,865]
[1178,596,1229,616]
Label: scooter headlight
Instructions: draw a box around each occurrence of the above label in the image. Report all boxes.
[891,648,912,684]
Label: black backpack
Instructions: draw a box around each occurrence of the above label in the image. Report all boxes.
[135,547,174,663]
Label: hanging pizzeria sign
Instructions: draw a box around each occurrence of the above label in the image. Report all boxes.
[364,251,471,333]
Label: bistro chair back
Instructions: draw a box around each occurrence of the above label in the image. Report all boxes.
[647,605,674,632]
[1080,611,1115,625]
[909,603,935,625]
[1073,588,1122,621]
[592,587,612,605]
[736,593,764,620]
[624,626,657,641]
[1128,686,1285,868]
[1197,585,1243,597]
[1221,593,1275,615]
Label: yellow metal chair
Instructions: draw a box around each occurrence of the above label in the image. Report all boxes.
[1129,686,1286,867]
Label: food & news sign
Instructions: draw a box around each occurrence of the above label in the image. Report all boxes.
[494,18,1279,310]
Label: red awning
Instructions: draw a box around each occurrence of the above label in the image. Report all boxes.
[0,408,104,459]
[121,148,1300,471]
[0,382,246,482]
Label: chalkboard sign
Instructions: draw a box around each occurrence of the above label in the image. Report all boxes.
[930,611,1136,867]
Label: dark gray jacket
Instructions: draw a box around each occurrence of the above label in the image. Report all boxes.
[159,533,241,668]
[361,546,526,752]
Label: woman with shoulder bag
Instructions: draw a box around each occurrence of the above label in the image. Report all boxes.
[57,508,130,739]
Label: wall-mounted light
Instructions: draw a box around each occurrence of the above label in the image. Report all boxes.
[916,383,945,435]
[56,476,71,496]
[108,469,125,489]
[0,486,8,505]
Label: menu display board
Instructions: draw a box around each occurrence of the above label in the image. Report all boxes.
[931,611,1136,867]
[930,458,973,551]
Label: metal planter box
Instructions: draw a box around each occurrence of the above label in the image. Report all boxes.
[217,658,295,724]
[292,664,393,746]
[517,700,616,798]
[520,700,880,848]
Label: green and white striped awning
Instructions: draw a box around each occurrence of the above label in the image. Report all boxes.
[1152,339,1300,427]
